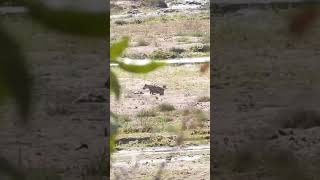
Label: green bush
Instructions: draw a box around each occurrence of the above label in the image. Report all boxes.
[150,49,178,59]
[190,44,210,52]
[137,109,157,117]
[158,103,175,112]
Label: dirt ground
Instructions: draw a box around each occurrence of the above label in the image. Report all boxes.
[110,0,210,179]
[110,65,210,179]
[111,144,210,180]
[214,8,320,179]
[111,0,210,60]
[0,15,107,179]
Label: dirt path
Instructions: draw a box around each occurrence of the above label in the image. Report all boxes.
[111,144,210,180]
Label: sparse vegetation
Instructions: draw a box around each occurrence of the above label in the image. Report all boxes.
[150,49,179,59]
[142,0,168,8]
[169,47,186,54]
[137,109,157,118]
[136,38,149,46]
[176,37,190,43]
[158,103,176,112]
[197,96,210,102]
[190,44,210,52]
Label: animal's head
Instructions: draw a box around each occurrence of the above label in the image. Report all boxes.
[143,84,149,89]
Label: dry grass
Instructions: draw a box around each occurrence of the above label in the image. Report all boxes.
[111,14,209,58]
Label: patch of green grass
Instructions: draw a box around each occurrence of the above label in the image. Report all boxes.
[137,109,157,118]
[190,44,210,52]
[176,37,190,43]
[182,108,209,129]
[190,52,210,58]
[114,20,128,25]
[158,103,175,112]
[149,49,179,59]
[197,96,210,102]
[169,47,185,54]
[138,117,153,133]
[191,31,206,37]
[177,31,206,37]
[118,115,132,123]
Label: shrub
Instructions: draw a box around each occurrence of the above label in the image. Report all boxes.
[142,0,168,8]
[137,109,157,117]
[158,103,175,112]
[190,44,210,52]
[169,47,185,54]
[176,37,190,43]
[150,49,178,59]
[136,39,149,46]
[197,96,210,102]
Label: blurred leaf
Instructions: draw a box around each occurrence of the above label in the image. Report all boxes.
[18,0,107,37]
[110,37,129,62]
[0,157,25,180]
[0,26,32,121]
[110,134,116,155]
[117,61,165,73]
[110,71,120,100]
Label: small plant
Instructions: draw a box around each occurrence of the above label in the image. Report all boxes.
[137,109,157,117]
[169,47,185,54]
[142,0,168,8]
[114,20,128,25]
[138,117,153,132]
[182,108,208,129]
[118,115,132,123]
[191,31,205,37]
[197,96,210,102]
[158,103,175,112]
[136,38,149,46]
[176,37,190,43]
[150,49,178,59]
[190,44,210,52]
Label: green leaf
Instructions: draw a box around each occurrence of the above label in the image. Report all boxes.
[110,134,117,155]
[0,26,32,121]
[118,61,165,73]
[110,37,129,62]
[110,71,120,100]
[19,0,108,37]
